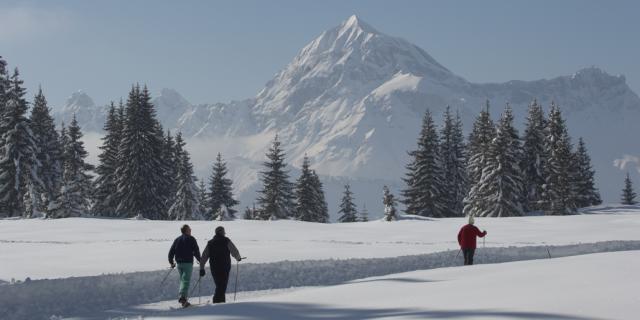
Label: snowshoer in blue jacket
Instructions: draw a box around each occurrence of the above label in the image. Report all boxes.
[168,224,201,307]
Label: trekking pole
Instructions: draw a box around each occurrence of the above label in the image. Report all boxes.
[159,267,174,288]
[482,236,486,263]
[450,249,461,266]
[234,257,247,302]
[190,275,202,297]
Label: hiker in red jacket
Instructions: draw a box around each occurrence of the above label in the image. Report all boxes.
[457,215,487,265]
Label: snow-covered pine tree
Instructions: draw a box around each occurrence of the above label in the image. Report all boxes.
[256,135,295,220]
[463,101,496,217]
[27,87,63,217]
[0,56,9,116]
[160,130,178,214]
[167,132,201,220]
[154,119,172,218]
[114,85,167,219]
[0,68,41,217]
[542,103,576,215]
[359,203,369,222]
[572,137,601,208]
[472,104,524,217]
[48,115,94,218]
[243,207,253,220]
[621,172,637,205]
[243,204,259,220]
[294,156,317,222]
[521,100,547,212]
[310,170,329,223]
[338,184,358,222]
[92,102,122,216]
[208,153,238,220]
[440,107,468,216]
[214,204,233,221]
[383,185,398,221]
[402,109,446,217]
[197,179,209,219]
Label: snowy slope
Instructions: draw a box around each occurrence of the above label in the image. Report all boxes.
[1,205,639,281]
[107,250,640,320]
[53,15,640,214]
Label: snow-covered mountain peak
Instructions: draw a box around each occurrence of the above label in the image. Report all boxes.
[338,14,379,38]
[295,15,452,77]
[253,15,462,125]
[157,88,190,106]
[62,90,95,113]
[570,66,626,85]
[155,88,191,112]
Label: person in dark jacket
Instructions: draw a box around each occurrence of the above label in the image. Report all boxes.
[199,226,242,303]
[168,224,201,307]
[457,215,487,265]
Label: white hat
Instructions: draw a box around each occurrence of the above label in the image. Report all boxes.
[468,214,475,225]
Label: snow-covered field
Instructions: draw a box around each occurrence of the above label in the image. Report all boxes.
[100,250,640,320]
[1,205,640,281]
[2,205,640,320]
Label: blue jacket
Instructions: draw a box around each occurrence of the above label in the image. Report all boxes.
[168,234,201,264]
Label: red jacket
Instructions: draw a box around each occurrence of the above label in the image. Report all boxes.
[457,224,486,249]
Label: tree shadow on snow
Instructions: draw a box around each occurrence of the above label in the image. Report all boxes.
[103,302,603,320]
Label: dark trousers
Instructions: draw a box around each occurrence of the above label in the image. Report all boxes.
[463,248,475,265]
[211,268,230,303]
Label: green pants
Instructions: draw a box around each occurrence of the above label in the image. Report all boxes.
[177,262,193,298]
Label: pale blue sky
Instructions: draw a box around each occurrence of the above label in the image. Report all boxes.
[1,0,639,108]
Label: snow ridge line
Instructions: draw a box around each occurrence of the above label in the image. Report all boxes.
[2,241,639,320]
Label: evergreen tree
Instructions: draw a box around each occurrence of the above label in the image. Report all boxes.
[114,85,166,219]
[59,123,68,158]
[0,68,41,217]
[621,172,637,205]
[214,204,234,221]
[463,101,496,217]
[440,107,468,216]
[338,184,358,222]
[28,87,63,217]
[402,110,446,217]
[521,100,547,212]
[197,179,209,219]
[572,138,602,208]
[48,115,94,218]
[293,156,328,223]
[359,203,369,222]
[92,102,122,216]
[168,132,201,220]
[383,185,398,221]
[161,130,178,213]
[310,170,329,223]
[471,105,524,217]
[0,56,10,119]
[208,153,239,220]
[243,204,259,220]
[542,103,576,215]
[294,156,316,222]
[256,135,295,220]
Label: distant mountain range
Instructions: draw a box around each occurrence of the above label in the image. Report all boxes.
[55,15,640,218]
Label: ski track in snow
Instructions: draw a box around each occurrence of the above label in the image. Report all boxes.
[1,241,639,320]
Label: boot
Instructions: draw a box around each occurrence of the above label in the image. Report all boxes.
[179,296,190,308]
